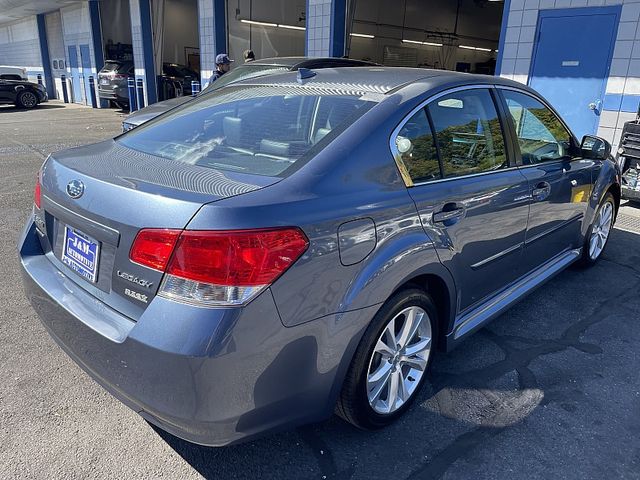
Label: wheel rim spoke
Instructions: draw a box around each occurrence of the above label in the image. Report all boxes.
[386,371,400,412]
[398,370,410,401]
[367,362,393,404]
[396,308,423,349]
[375,337,395,359]
[403,337,431,357]
[401,353,427,371]
[368,359,392,384]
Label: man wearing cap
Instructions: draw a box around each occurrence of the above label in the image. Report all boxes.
[208,53,233,84]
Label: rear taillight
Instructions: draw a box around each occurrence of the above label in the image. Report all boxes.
[130,227,308,306]
[130,229,181,271]
[34,173,41,209]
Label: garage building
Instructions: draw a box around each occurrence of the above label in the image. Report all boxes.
[0,0,637,148]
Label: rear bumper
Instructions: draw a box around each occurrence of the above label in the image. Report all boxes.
[622,184,640,200]
[19,217,373,445]
[98,86,128,103]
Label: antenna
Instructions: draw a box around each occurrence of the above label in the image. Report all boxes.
[297,68,317,82]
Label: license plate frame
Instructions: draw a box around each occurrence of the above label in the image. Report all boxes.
[61,226,100,283]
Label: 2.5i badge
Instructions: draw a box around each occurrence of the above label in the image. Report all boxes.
[124,288,148,304]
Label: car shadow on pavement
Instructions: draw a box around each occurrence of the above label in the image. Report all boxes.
[149,228,640,480]
[0,104,67,112]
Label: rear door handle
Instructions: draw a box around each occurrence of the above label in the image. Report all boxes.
[532,181,551,202]
[432,203,465,224]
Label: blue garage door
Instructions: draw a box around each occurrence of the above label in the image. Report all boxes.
[67,45,83,104]
[79,44,92,106]
[529,7,620,140]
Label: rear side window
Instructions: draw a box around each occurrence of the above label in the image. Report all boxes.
[393,88,508,184]
[0,74,22,81]
[502,90,572,164]
[118,85,375,177]
[394,109,440,182]
[428,89,507,179]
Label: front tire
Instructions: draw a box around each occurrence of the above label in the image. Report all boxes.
[336,288,437,430]
[16,90,38,109]
[579,192,615,266]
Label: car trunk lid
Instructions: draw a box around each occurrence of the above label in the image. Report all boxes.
[38,139,278,320]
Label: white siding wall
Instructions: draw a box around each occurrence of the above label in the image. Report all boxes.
[0,17,43,81]
[46,11,66,100]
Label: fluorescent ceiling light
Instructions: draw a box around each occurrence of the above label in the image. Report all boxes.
[241,19,278,27]
[459,45,493,52]
[351,33,375,39]
[278,24,306,30]
[402,39,443,47]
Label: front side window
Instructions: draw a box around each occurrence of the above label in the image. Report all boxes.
[427,89,507,179]
[118,85,375,177]
[502,90,572,164]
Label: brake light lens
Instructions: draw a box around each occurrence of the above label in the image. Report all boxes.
[34,173,41,209]
[130,229,181,271]
[130,227,309,306]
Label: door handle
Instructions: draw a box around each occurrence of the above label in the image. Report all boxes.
[588,100,601,113]
[532,181,551,202]
[432,203,465,224]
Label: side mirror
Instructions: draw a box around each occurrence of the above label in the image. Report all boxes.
[580,135,611,160]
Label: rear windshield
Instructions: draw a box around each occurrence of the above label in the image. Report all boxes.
[203,65,288,92]
[118,85,376,177]
[102,61,122,72]
[163,64,196,78]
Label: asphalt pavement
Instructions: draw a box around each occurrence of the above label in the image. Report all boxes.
[1,101,639,479]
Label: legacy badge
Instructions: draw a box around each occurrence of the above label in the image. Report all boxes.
[117,270,153,288]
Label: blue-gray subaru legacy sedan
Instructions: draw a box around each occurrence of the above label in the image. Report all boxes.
[19,67,620,446]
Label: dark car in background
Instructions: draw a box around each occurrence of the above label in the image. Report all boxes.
[99,60,199,109]
[20,67,620,446]
[161,62,199,96]
[0,78,48,109]
[617,107,640,204]
[122,56,378,131]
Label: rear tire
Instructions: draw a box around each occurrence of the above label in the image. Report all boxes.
[16,90,38,109]
[336,288,437,430]
[579,192,615,267]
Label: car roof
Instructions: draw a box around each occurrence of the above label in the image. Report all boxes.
[237,66,527,95]
[250,56,378,69]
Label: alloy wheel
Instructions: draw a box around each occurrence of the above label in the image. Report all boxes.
[20,92,37,108]
[366,306,432,415]
[589,200,614,260]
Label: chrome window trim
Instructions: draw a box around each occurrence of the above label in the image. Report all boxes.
[389,84,505,188]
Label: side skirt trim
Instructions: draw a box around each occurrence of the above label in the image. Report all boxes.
[446,248,581,350]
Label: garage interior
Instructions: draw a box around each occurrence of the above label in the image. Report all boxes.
[227,0,307,61]
[346,0,503,73]
[100,0,200,101]
[100,0,133,67]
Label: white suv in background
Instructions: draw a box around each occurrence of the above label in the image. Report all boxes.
[0,66,28,81]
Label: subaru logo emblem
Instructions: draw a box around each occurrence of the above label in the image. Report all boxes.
[66,180,84,199]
